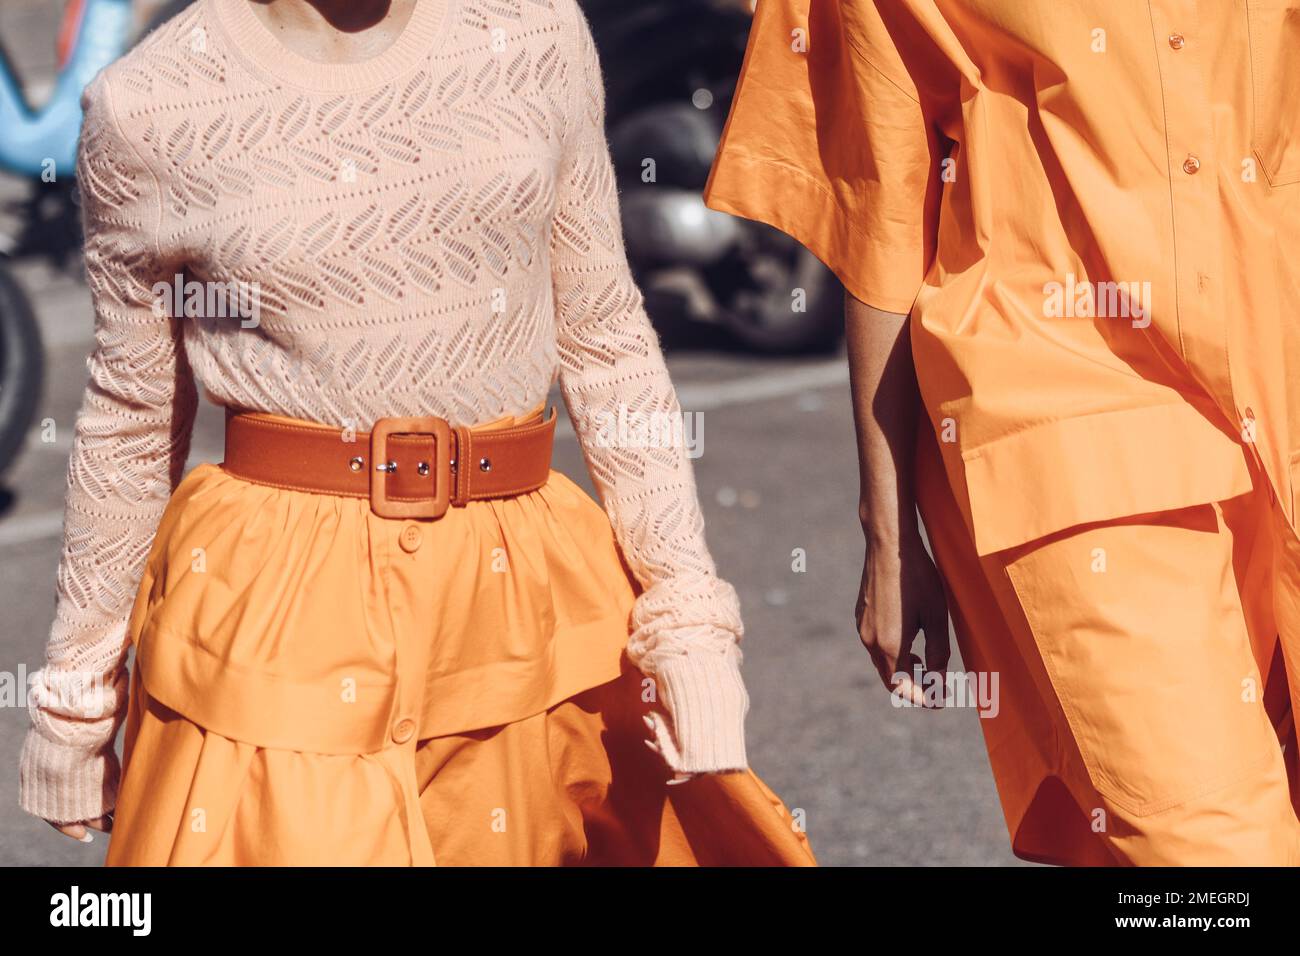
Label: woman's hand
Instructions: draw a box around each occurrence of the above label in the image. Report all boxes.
[642,712,697,785]
[48,815,113,844]
[857,530,950,705]
[641,646,750,783]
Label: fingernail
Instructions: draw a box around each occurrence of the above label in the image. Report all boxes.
[643,739,660,754]
[642,715,655,731]
[79,832,94,844]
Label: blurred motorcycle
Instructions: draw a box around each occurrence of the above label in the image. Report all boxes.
[589,0,844,353]
[0,0,176,476]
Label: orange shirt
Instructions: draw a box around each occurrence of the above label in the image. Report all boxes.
[705,0,1300,553]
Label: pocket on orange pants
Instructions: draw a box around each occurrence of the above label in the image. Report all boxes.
[1001,500,1283,817]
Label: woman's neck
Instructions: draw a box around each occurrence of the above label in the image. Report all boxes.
[246,0,417,64]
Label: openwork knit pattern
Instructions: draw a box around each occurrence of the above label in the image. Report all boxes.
[21,0,745,823]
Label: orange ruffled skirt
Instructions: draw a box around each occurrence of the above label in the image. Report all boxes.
[104,409,815,866]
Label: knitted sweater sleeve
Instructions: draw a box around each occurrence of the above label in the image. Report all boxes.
[550,7,749,774]
[19,73,197,824]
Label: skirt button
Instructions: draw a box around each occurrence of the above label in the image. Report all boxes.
[392,718,416,744]
[398,524,423,553]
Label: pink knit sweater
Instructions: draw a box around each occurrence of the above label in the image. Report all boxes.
[20,0,748,825]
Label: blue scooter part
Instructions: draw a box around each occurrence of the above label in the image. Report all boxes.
[0,0,134,179]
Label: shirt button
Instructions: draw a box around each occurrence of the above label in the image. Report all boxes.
[1168,33,1186,50]
[398,523,423,553]
[1182,155,1201,175]
[392,717,416,744]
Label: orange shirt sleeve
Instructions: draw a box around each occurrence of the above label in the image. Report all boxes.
[703,0,943,314]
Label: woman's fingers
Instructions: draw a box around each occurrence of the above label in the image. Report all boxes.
[643,710,694,778]
[859,543,953,707]
[862,625,927,706]
[641,715,697,784]
[890,652,929,707]
[51,822,94,843]
[861,590,950,708]
[49,813,112,842]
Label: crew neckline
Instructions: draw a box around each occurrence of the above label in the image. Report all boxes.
[209,0,452,93]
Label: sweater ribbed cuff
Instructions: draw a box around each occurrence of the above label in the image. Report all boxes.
[654,648,749,774]
[18,730,119,825]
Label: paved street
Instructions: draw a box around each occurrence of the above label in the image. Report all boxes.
[0,0,1022,867]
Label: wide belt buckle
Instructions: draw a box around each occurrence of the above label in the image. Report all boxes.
[369,415,453,519]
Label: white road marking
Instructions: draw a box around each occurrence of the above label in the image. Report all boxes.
[676,359,849,411]
[555,358,849,439]
[25,432,74,454]
[1,359,848,546]
[0,508,65,546]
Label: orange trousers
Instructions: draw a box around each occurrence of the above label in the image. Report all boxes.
[104,410,815,866]
[918,422,1300,865]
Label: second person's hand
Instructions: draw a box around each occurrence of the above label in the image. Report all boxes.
[856,529,951,706]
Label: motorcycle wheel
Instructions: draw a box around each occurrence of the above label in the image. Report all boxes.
[707,223,845,355]
[0,265,45,474]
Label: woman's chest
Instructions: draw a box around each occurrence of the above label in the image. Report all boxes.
[160,61,569,304]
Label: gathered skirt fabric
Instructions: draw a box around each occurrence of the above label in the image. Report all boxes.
[103,417,814,866]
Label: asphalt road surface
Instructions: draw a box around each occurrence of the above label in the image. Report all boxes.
[0,0,1021,867]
